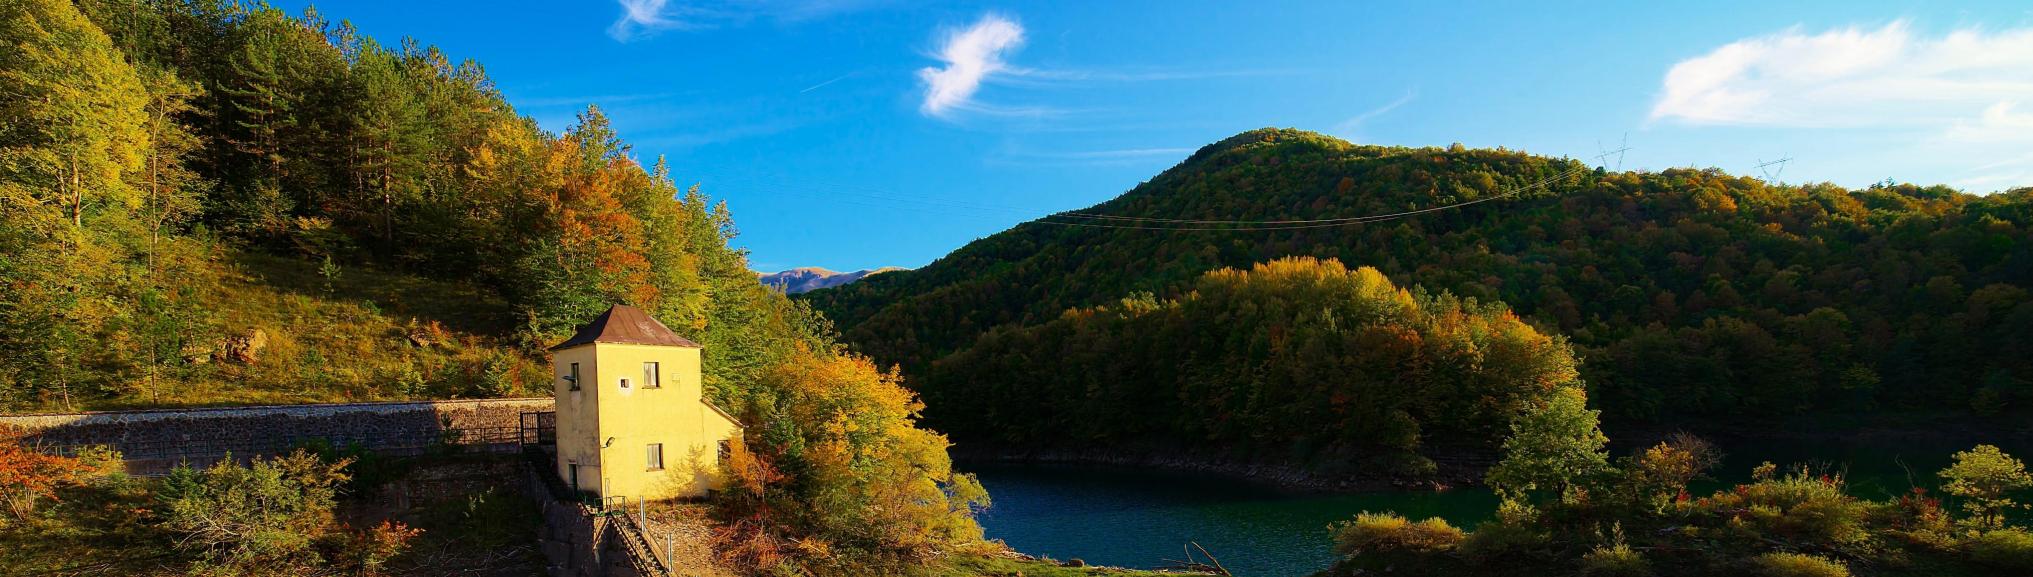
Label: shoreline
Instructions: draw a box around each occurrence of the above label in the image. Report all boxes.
[948,444,1493,492]
[950,418,2033,494]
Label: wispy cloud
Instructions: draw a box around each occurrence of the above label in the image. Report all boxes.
[1651,21,2033,126]
[1047,147,1195,160]
[609,0,686,41]
[515,92,683,108]
[633,118,804,150]
[918,14,1026,117]
[607,0,888,42]
[1334,90,1417,137]
[1012,68,1303,83]
[799,73,854,94]
[985,146,1196,168]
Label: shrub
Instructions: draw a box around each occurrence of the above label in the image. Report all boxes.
[1458,520,1547,564]
[1968,528,2033,572]
[1751,552,1850,577]
[1699,466,1868,545]
[1610,433,1721,513]
[1331,511,1465,555]
[1580,543,1650,577]
[341,520,422,576]
[157,450,352,568]
[0,431,103,523]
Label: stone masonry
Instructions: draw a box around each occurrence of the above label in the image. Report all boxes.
[1,398,556,472]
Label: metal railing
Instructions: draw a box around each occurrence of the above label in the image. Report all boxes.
[521,443,676,577]
[607,498,674,577]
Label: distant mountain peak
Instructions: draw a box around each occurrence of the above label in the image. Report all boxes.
[758,266,906,294]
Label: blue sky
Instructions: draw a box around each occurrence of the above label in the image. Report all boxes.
[280,1,2033,271]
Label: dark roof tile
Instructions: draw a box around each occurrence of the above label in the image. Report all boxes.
[550,305,701,350]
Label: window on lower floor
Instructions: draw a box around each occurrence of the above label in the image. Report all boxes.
[646,443,664,471]
[717,440,732,465]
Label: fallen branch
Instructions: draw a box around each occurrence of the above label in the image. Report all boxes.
[1158,541,1233,576]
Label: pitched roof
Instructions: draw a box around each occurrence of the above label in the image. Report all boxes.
[549,305,701,350]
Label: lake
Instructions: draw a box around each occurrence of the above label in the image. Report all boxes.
[965,436,2030,577]
[968,462,1495,577]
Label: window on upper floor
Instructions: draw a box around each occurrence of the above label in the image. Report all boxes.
[643,362,661,389]
[568,362,581,391]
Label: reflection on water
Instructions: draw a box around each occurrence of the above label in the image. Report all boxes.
[966,436,2029,577]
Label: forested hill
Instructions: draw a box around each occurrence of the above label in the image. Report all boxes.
[803,128,2033,427]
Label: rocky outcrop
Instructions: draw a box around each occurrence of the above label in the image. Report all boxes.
[217,328,268,364]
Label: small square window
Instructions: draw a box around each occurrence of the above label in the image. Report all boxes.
[643,362,661,389]
[567,363,581,391]
[619,378,630,389]
[646,443,664,471]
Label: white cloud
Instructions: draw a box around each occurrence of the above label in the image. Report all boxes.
[1335,90,1416,136]
[1655,21,2033,192]
[1945,100,2033,143]
[917,14,1026,117]
[1651,21,2033,127]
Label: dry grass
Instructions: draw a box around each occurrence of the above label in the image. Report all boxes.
[83,249,546,411]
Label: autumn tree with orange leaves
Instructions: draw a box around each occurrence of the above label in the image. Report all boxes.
[0,428,109,523]
[716,347,991,575]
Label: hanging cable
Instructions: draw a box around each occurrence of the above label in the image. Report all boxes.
[1032,163,1591,231]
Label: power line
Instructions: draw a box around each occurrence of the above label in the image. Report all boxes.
[1047,164,1586,225]
[1757,157,1791,182]
[1033,163,1592,231]
[1597,133,1629,171]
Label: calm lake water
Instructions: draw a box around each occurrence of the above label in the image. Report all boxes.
[966,436,2030,577]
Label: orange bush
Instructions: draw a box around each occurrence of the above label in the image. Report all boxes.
[0,428,97,522]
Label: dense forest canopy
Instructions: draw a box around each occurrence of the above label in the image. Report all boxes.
[925,257,1583,476]
[0,0,984,571]
[804,128,2033,429]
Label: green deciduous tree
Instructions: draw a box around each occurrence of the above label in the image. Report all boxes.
[1939,444,2032,530]
[0,0,150,409]
[1486,388,1610,504]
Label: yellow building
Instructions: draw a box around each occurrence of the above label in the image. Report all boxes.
[551,305,742,501]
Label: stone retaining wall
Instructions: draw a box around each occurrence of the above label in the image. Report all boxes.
[1,398,555,467]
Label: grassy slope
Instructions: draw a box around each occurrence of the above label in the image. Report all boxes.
[77,249,546,411]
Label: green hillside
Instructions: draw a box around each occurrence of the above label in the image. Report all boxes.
[804,128,2033,429]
